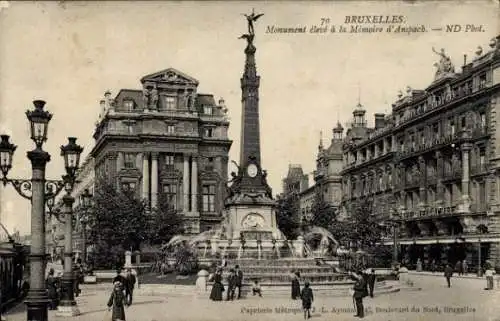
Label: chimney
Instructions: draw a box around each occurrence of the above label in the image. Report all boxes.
[374,113,386,130]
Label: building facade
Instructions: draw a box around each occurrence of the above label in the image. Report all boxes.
[341,35,500,270]
[90,68,232,234]
[280,125,344,222]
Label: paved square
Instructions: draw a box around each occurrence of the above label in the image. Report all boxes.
[4,275,500,321]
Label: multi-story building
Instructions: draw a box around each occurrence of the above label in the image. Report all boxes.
[341,35,500,270]
[282,164,309,196]
[90,68,232,234]
[280,124,344,222]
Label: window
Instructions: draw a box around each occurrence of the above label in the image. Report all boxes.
[206,157,214,171]
[204,105,213,115]
[461,116,466,129]
[165,96,177,110]
[121,181,136,192]
[479,148,486,167]
[163,184,177,210]
[202,185,216,212]
[124,153,136,168]
[449,118,455,135]
[123,100,134,111]
[167,125,175,134]
[204,128,213,138]
[165,155,175,168]
[480,113,486,128]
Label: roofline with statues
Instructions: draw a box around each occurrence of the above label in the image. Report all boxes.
[342,33,500,153]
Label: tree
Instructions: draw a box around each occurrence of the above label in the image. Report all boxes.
[310,186,337,230]
[276,193,301,239]
[146,193,185,246]
[88,180,148,269]
[330,197,384,251]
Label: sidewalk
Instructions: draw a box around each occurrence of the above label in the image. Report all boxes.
[408,270,492,280]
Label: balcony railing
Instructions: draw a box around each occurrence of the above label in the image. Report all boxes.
[401,206,457,220]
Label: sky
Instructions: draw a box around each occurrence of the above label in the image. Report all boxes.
[0,1,498,235]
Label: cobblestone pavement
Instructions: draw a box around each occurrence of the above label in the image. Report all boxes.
[4,274,500,321]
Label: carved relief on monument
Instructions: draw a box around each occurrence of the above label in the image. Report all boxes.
[241,213,265,229]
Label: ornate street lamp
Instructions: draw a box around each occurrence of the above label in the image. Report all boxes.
[0,100,83,321]
[391,208,401,267]
[79,188,93,264]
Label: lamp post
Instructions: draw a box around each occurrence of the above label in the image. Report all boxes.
[79,188,93,264]
[0,100,83,321]
[391,209,401,267]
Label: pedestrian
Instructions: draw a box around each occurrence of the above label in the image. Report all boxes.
[351,271,367,318]
[455,261,463,276]
[416,258,422,272]
[46,268,59,310]
[300,281,314,320]
[74,259,83,297]
[431,260,436,273]
[291,271,301,300]
[226,269,236,301]
[484,261,495,290]
[107,281,128,321]
[209,268,224,301]
[234,265,243,299]
[125,269,136,305]
[462,260,468,275]
[444,264,453,288]
[367,269,376,298]
[252,280,262,297]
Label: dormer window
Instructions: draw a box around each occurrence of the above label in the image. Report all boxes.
[124,100,134,111]
[204,105,213,115]
[165,96,177,110]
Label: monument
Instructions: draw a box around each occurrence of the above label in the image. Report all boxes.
[224,9,284,245]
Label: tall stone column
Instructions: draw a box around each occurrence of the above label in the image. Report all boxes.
[183,155,190,212]
[151,152,159,209]
[191,156,198,212]
[142,153,150,203]
[460,143,472,213]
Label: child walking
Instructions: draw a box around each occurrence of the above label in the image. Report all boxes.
[107,281,128,321]
[300,281,314,319]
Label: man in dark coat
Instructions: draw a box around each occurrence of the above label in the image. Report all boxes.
[235,265,243,299]
[226,269,236,301]
[113,269,126,285]
[125,269,136,305]
[367,269,376,298]
[352,271,367,318]
[444,264,453,288]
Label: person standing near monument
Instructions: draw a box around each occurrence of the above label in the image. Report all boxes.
[125,269,136,305]
[351,271,367,318]
[300,281,314,320]
[367,269,376,298]
[226,269,237,301]
[234,265,243,299]
[291,271,301,300]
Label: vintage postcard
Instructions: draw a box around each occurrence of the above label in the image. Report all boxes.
[0,1,499,320]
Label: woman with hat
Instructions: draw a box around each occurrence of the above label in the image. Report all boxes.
[209,267,224,301]
[107,281,127,321]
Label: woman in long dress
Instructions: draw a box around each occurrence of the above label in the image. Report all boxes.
[291,271,301,300]
[209,268,224,301]
[107,282,127,321]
